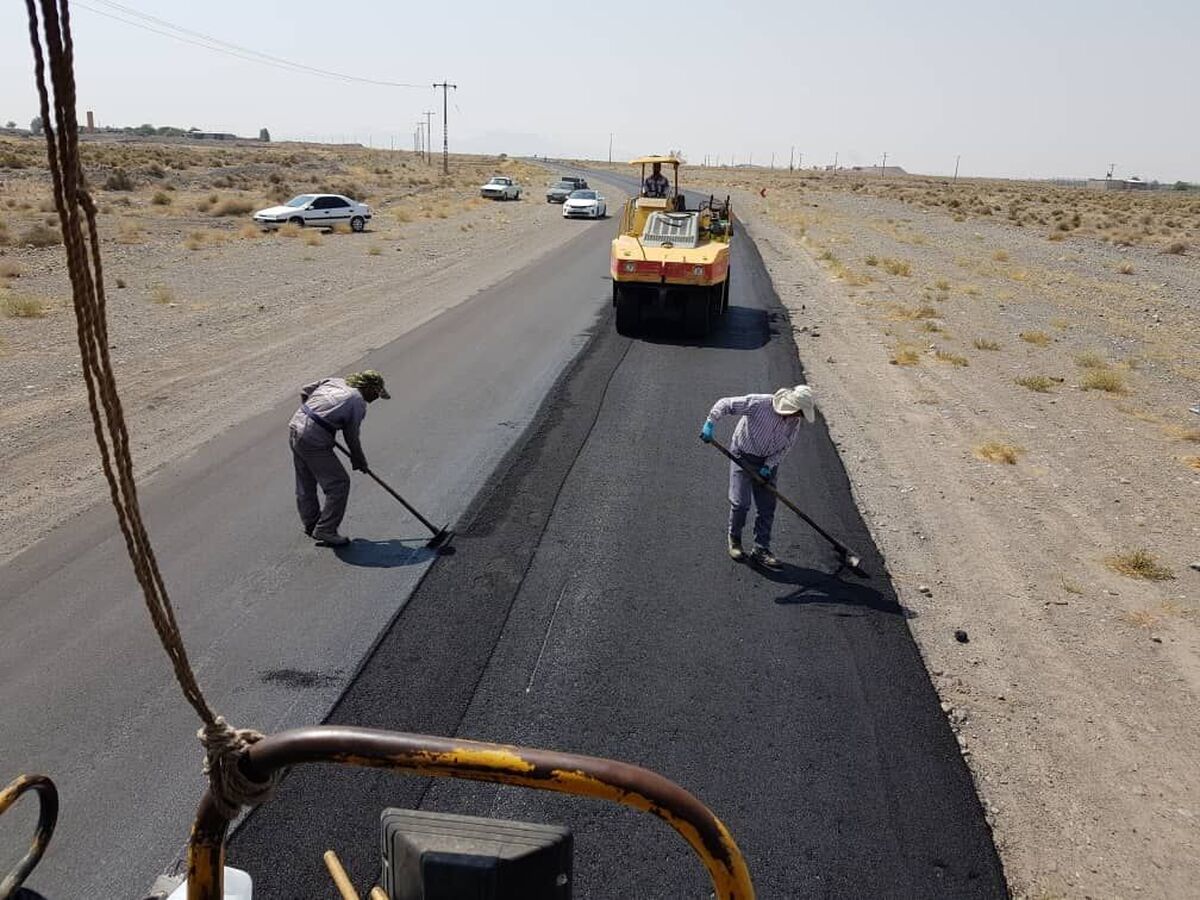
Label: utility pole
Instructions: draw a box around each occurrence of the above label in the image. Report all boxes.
[789,146,794,171]
[798,152,803,169]
[880,151,887,176]
[415,121,424,158]
[432,81,457,174]
[771,151,775,169]
[608,132,613,164]
[953,154,961,183]
[422,111,436,165]
[833,151,838,171]
[1107,162,1116,180]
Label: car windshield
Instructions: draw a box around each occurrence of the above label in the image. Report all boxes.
[569,190,597,200]
[551,182,574,190]
[285,195,316,208]
[488,178,509,185]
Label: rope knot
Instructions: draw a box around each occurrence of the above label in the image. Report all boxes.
[198,717,277,818]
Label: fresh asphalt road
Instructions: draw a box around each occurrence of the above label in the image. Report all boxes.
[231,170,1007,898]
[0,213,618,898]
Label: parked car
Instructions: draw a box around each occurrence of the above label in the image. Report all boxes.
[562,175,588,190]
[562,189,607,219]
[252,194,371,231]
[480,176,522,200]
[545,180,579,203]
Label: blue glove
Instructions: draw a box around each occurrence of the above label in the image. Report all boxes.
[700,421,715,443]
[758,465,772,480]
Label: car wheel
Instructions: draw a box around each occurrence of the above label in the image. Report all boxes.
[614,286,640,337]
[684,294,710,338]
[350,216,365,233]
[289,216,304,227]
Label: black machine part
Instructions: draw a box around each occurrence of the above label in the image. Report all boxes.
[381,808,572,900]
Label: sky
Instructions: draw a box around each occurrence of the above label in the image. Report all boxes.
[1,0,1197,182]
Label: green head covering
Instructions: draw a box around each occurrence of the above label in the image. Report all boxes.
[346,370,390,399]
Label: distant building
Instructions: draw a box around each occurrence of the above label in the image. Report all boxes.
[1087,176,1151,191]
[188,131,239,141]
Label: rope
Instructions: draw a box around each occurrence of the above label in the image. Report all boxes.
[23,0,277,815]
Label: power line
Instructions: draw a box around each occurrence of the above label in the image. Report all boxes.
[76,0,427,88]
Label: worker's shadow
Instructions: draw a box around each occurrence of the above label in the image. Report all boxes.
[332,538,437,568]
[755,562,913,618]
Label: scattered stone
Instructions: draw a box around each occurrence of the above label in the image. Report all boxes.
[1150,636,1163,644]
[918,584,933,596]
[1189,562,1200,572]
[1118,477,1131,485]
[954,629,969,643]
[940,701,952,713]
[826,356,836,364]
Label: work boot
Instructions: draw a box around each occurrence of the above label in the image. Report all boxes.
[750,546,782,571]
[303,522,317,537]
[312,529,350,547]
[727,535,745,562]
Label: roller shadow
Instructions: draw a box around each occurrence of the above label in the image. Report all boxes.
[639,306,772,350]
[331,538,437,568]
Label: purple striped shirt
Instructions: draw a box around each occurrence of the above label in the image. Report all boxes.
[707,394,802,467]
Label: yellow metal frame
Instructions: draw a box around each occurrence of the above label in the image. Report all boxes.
[187,726,754,900]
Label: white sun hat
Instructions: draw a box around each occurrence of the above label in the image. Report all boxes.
[772,384,816,422]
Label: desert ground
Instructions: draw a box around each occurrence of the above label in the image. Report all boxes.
[674,165,1199,898]
[0,138,619,563]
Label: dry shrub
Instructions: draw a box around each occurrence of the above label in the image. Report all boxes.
[2,294,50,318]
[331,222,352,235]
[303,231,323,246]
[864,254,878,266]
[992,249,1009,262]
[1081,369,1126,393]
[21,223,61,247]
[1164,425,1200,442]
[1105,549,1174,581]
[150,283,173,304]
[973,337,1001,350]
[1020,330,1051,346]
[0,260,21,279]
[1117,261,1135,275]
[117,221,144,244]
[1165,241,1188,255]
[367,245,383,256]
[278,223,302,237]
[933,278,950,291]
[973,441,1022,464]
[103,168,134,191]
[1047,232,1065,242]
[882,257,911,276]
[394,209,413,224]
[1015,375,1054,393]
[892,303,939,320]
[889,345,920,366]
[212,198,255,217]
[152,191,172,206]
[238,223,260,240]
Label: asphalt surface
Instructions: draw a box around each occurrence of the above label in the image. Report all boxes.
[229,170,1007,898]
[0,213,617,898]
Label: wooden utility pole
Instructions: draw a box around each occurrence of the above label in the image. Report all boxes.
[432,81,457,174]
[789,146,794,170]
[880,151,887,176]
[608,132,613,164]
[422,111,436,165]
[953,154,961,183]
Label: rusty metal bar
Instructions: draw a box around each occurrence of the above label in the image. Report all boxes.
[0,774,58,900]
[188,726,754,899]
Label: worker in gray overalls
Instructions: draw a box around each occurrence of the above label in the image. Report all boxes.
[288,370,390,546]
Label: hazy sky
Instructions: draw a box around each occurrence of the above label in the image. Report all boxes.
[2,0,1196,181]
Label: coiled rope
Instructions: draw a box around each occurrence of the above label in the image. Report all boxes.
[23,0,277,818]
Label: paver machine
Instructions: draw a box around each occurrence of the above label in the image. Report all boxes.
[610,156,733,337]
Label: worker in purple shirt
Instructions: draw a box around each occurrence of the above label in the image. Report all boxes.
[288,370,390,546]
[700,385,816,569]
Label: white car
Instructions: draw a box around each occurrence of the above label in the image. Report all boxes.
[562,189,607,219]
[253,194,371,231]
[480,176,522,201]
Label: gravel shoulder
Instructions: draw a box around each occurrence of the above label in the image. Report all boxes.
[697,173,1199,898]
[0,145,627,563]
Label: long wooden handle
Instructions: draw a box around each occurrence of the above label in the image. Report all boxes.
[323,849,360,900]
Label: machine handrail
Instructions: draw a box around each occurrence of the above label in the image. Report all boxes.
[187,726,755,899]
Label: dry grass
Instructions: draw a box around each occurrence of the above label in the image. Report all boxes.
[0,260,21,279]
[151,191,172,206]
[211,198,255,217]
[1020,330,1051,346]
[1182,456,1200,471]
[1074,350,1109,369]
[20,223,61,247]
[1163,425,1200,442]
[882,257,912,276]
[303,231,323,247]
[117,220,144,244]
[1015,375,1054,393]
[367,245,383,256]
[973,441,1022,464]
[1080,369,1127,393]
[934,349,969,367]
[973,337,1001,351]
[394,208,414,224]
[237,223,260,240]
[1104,549,1174,581]
[1116,261,1135,275]
[892,303,940,320]
[184,229,227,251]
[331,222,353,235]
[992,249,1009,262]
[278,222,302,238]
[149,283,174,305]
[2,293,50,318]
[890,345,921,366]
